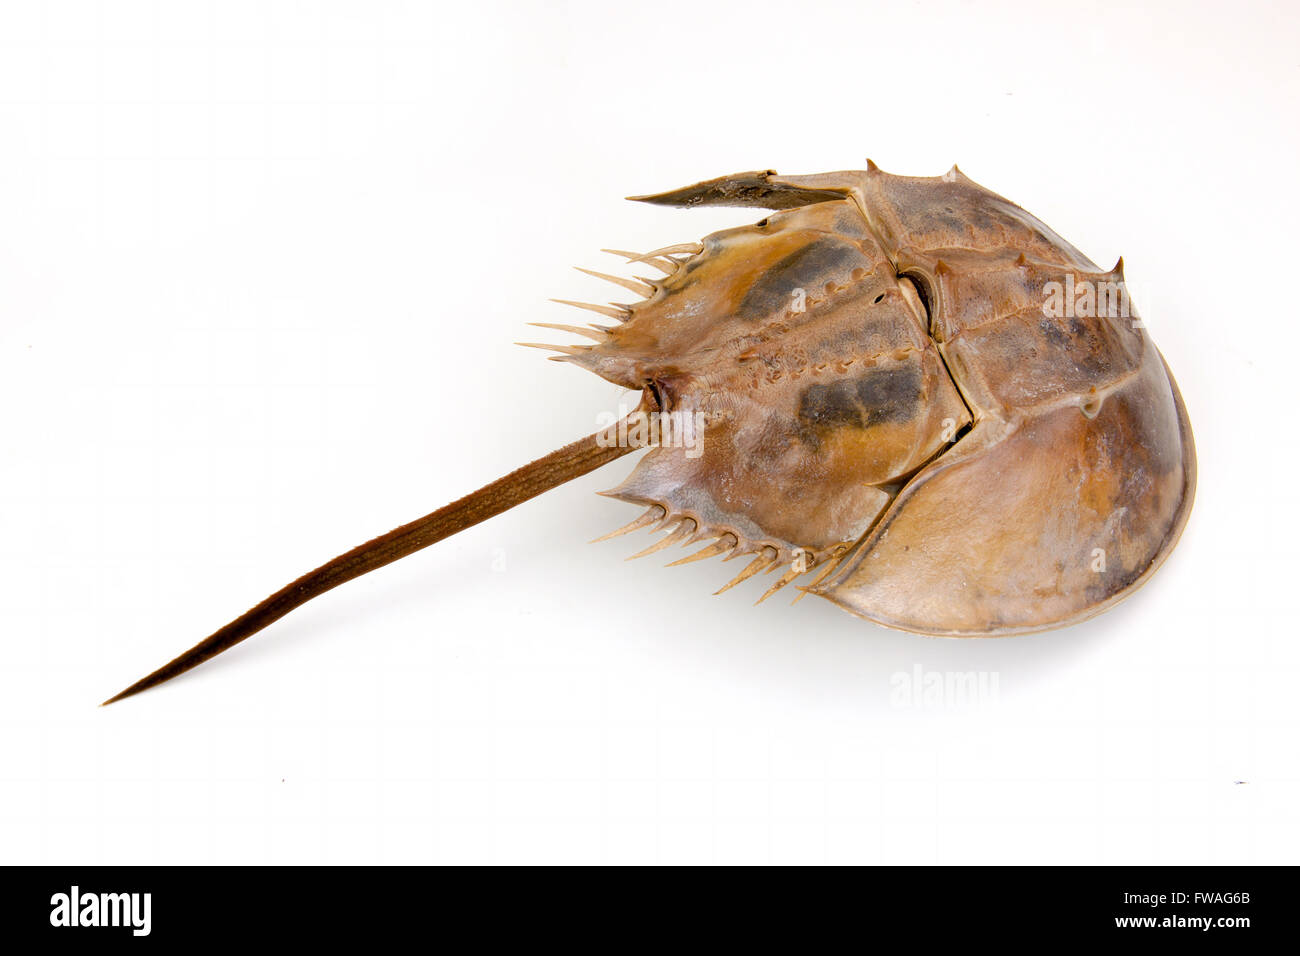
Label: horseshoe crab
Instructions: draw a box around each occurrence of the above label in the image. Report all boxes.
[104,162,1195,704]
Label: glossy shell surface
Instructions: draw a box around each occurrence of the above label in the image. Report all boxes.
[557,164,1195,634]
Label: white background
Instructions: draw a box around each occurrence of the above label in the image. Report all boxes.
[1,0,1296,865]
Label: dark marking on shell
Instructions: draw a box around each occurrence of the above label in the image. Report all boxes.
[796,364,922,433]
[735,238,865,320]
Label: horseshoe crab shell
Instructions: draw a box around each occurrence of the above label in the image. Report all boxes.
[573,164,1195,634]
[104,162,1196,704]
